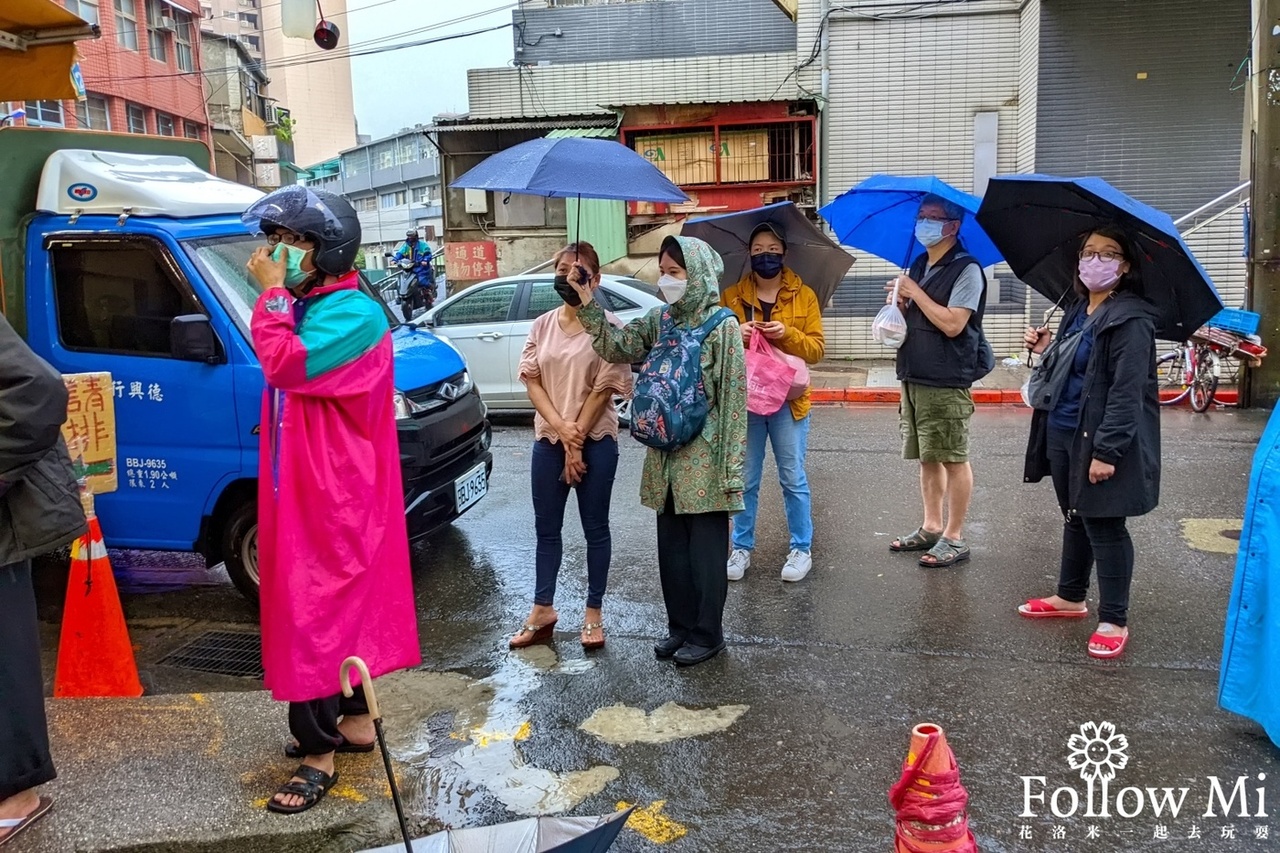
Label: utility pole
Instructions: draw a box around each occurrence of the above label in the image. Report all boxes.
[1249,0,1280,407]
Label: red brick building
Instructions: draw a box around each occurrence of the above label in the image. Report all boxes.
[11,1,210,143]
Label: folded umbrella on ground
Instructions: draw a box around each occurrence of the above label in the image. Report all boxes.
[359,810,633,853]
[681,201,855,307]
[976,174,1223,341]
[818,175,1004,270]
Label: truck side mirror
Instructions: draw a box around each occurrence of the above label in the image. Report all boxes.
[171,315,222,363]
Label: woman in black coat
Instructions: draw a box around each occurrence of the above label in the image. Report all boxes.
[1017,225,1160,660]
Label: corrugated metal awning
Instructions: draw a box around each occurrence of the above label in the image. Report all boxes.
[545,126,618,139]
[424,117,617,133]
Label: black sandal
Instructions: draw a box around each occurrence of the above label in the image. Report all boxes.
[284,735,375,759]
[266,765,339,815]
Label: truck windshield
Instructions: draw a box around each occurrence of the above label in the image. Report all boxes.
[181,235,396,340]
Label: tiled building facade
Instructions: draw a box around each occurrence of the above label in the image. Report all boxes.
[14,0,209,143]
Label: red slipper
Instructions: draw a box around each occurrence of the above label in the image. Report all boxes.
[1087,630,1129,659]
[1018,598,1089,619]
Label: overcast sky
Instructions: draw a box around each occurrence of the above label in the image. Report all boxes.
[346,1,516,141]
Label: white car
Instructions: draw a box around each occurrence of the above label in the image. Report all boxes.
[420,273,664,410]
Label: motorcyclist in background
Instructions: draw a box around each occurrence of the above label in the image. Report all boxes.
[393,229,436,315]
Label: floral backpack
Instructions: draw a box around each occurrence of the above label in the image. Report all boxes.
[630,307,735,452]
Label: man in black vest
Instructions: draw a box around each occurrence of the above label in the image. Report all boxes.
[886,194,990,568]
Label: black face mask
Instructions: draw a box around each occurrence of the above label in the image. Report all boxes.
[553,275,582,307]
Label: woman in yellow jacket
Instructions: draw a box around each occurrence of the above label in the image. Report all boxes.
[720,222,826,582]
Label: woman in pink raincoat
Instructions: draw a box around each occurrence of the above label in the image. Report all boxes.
[243,187,420,814]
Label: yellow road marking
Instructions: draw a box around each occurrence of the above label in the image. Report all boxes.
[617,800,688,844]
[1180,518,1243,555]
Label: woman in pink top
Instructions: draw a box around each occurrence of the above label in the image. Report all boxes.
[512,243,633,650]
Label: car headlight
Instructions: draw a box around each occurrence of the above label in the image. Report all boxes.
[393,391,423,421]
[455,370,474,398]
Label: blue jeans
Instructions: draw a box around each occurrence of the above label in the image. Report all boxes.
[732,409,813,552]
[531,436,618,609]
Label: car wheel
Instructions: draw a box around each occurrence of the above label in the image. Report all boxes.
[220,499,260,605]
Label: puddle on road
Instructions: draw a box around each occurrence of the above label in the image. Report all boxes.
[580,702,749,747]
[376,645,617,823]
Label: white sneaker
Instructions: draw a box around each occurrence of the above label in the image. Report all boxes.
[727,549,751,581]
[781,550,812,582]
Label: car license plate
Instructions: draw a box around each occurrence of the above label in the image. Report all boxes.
[454,463,488,513]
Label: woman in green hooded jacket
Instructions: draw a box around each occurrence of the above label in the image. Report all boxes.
[570,235,747,667]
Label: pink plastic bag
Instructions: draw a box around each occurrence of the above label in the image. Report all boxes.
[745,329,798,416]
[784,350,810,401]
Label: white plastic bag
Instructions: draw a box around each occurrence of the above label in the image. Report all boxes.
[873,278,908,349]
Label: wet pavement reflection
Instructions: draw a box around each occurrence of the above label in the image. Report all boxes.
[41,407,1280,851]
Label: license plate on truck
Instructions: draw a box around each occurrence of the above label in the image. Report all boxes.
[454,463,488,513]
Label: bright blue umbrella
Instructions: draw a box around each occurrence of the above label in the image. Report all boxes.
[976,174,1223,341]
[450,136,688,203]
[818,175,1004,269]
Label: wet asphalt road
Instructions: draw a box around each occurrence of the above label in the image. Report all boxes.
[37,405,1280,852]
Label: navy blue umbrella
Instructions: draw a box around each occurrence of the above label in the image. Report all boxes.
[818,175,1004,269]
[450,137,688,203]
[976,175,1223,341]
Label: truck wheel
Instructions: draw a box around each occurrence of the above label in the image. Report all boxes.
[221,499,260,605]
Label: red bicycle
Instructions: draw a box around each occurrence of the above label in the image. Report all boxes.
[1157,327,1266,412]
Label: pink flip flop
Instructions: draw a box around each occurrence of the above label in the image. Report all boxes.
[1018,598,1090,619]
[1087,630,1129,660]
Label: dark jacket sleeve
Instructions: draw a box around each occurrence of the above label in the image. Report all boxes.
[0,313,69,485]
[1091,316,1154,465]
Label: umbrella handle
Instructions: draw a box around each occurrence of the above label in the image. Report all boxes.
[340,656,381,721]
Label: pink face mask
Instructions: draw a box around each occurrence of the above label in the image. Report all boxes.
[1078,256,1123,292]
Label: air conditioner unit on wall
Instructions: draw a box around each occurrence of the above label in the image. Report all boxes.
[158,17,178,32]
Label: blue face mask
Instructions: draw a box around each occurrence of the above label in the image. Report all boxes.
[915,218,947,248]
[750,252,785,279]
[272,243,314,288]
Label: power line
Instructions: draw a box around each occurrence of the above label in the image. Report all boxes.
[83,21,513,84]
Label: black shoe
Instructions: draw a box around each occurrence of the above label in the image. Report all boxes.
[674,641,726,667]
[654,635,685,659]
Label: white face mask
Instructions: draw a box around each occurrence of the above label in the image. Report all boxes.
[657,274,687,304]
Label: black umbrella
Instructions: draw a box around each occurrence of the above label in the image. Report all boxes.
[976,175,1224,341]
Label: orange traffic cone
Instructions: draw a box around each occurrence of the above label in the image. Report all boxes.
[53,516,143,698]
[888,723,978,853]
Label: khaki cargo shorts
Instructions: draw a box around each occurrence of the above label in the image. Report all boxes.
[900,383,975,464]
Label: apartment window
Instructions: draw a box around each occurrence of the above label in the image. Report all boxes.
[222,10,235,17]
[379,190,407,209]
[411,186,428,205]
[183,121,201,140]
[74,95,111,130]
[114,0,138,50]
[240,13,257,27]
[126,102,146,134]
[65,0,100,26]
[24,100,65,127]
[175,16,195,72]
[156,113,175,136]
[144,0,167,62]
[240,34,260,52]
[353,197,376,212]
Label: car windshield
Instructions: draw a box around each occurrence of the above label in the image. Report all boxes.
[181,234,395,339]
